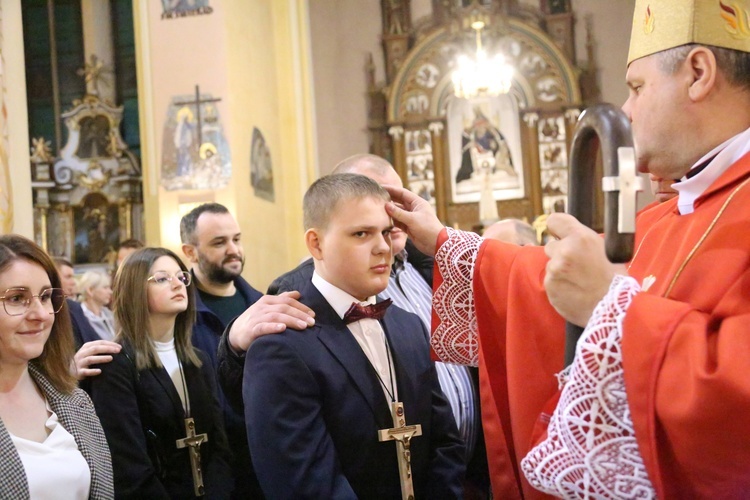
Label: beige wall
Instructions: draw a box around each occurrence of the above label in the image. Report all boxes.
[309,1,649,203]
[309,0,384,174]
[134,0,315,290]
[1,0,33,236]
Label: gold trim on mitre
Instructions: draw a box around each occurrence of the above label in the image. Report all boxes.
[628,0,750,65]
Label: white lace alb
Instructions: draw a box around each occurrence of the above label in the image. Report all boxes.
[521,275,656,499]
[432,227,483,366]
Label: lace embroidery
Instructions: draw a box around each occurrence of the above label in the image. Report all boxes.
[432,227,483,366]
[521,275,656,499]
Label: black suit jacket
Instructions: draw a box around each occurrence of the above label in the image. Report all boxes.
[243,281,465,499]
[67,298,100,348]
[90,342,233,499]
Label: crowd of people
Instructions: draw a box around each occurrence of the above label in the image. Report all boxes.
[2,1,748,498]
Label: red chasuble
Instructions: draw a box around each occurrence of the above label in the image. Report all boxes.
[431,151,750,499]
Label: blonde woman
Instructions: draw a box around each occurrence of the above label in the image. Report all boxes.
[90,247,232,498]
[78,270,115,341]
[0,235,113,498]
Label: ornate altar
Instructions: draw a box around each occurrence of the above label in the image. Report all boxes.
[369,0,602,230]
[30,91,143,265]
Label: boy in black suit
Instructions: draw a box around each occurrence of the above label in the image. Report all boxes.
[243,173,465,498]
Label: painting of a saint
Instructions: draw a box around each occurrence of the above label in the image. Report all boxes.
[73,193,119,265]
[250,128,274,202]
[160,92,231,191]
[455,108,515,184]
[448,96,524,203]
[161,0,212,19]
[76,115,111,159]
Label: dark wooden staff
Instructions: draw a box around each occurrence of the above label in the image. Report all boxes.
[564,103,642,366]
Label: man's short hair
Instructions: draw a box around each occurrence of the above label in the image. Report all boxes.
[180,203,230,245]
[52,256,74,270]
[303,173,390,230]
[332,154,395,177]
[118,238,144,251]
[659,44,750,91]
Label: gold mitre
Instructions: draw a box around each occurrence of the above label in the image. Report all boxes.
[628,0,750,64]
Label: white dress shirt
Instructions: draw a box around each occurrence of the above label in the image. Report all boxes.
[312,272,398,403]
[9,401,91,500]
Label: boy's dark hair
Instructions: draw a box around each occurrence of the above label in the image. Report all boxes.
[303,173,390,230]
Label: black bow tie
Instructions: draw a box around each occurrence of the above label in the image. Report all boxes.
[343,299,392,324]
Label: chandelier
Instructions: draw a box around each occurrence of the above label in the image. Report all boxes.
[452,21,514,99]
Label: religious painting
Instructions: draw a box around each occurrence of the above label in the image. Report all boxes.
[405,129,436,207]
[160,87,231,191]
[75,115,111,159]
[447,95,524,204]
[160,0,213,20]
[73,192,120,265]
[250,127,274,202]
[537,115,569,214]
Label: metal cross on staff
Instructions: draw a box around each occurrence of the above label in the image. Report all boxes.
[565,103,643,365]
[173,85,221,155]
[378,401,423,500]
[175,417,209,496]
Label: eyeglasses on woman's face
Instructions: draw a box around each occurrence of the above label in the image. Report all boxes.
[146,271,191,287]
[0,288,66,316]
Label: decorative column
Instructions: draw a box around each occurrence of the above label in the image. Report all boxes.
[388,125,407,183]
[381,0,411,83]
[30,139,56,251]
[80,0,116,102]
[523,112,542,215]
[428,121,447,222]
[543,0,575,63]
[564,107,582,141]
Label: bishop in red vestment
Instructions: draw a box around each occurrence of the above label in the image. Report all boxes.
[386,1,750,497]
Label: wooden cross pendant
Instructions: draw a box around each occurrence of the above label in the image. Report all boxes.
[175,417,209,496]
[378,401,423,500]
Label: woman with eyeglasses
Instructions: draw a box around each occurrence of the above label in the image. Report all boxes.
[89,247,232,498]
[0,235,113,499]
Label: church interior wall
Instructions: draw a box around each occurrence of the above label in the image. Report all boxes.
[309,0,385,174]
[134,0,232,256]
[1,0,34,236]
[224,0,315,289]
[134,0,315,291]
[309,1,649,206]
[5,0,647,287]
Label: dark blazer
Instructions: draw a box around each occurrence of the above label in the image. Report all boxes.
[0,364,114,499]
[191,271,264,499]
[243,280,466,499]
[266,239,433,295]
[90,341,233,499]
[67,298,100,348]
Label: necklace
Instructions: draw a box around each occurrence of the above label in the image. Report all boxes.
[371,331,397,403]
[174,356,208,496]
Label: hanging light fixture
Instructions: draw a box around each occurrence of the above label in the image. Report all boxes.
[452,21,514,99]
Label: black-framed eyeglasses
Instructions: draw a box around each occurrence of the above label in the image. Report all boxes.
[147,271,192,287]
[0,288,66,316]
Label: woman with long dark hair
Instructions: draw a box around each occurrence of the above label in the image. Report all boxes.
[90,247,232,498]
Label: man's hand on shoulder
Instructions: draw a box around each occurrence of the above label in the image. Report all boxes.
[228,291,316,353]
[71,340,121,380]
